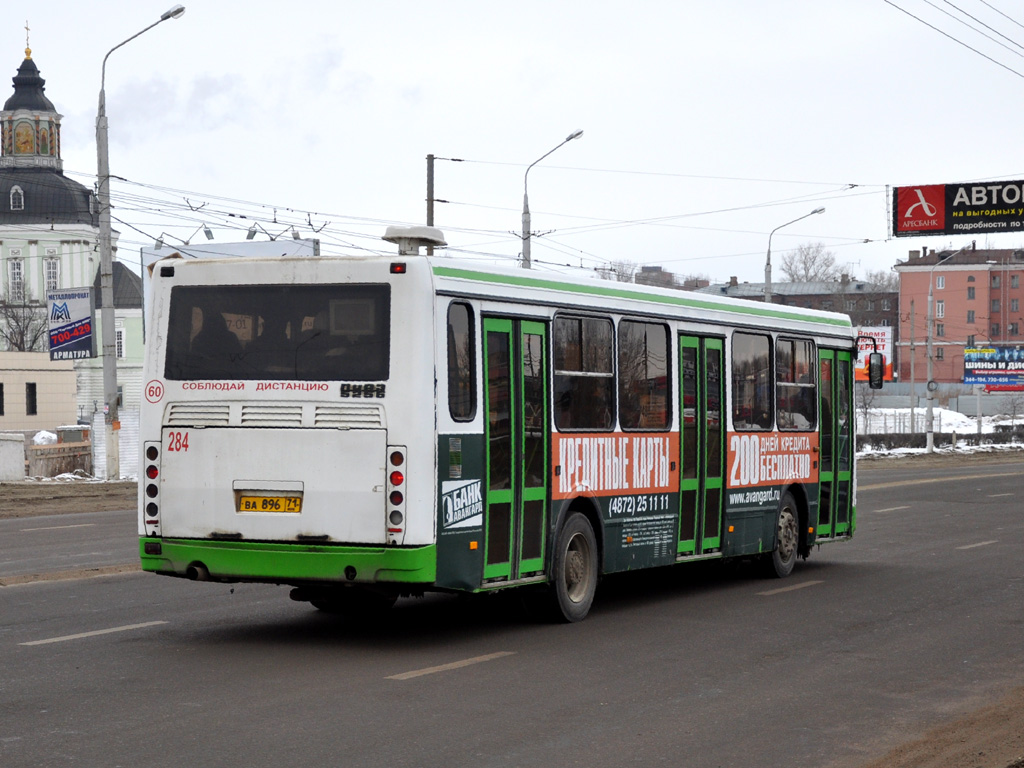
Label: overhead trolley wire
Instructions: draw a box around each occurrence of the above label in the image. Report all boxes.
[883,0,1024,78]
[975,0,1024,32]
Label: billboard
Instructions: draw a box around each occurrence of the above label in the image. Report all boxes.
[963,345,1024,390]
[892,180,1024,238]
[855,326,893,382]
[46,288,96,361]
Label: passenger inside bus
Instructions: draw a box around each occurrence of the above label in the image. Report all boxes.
[244,312,292,373]
[190,304,242,359]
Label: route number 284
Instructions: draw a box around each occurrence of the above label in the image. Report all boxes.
[166,431,189,452]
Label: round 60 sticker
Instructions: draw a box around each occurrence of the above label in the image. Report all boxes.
[145,380,165,404]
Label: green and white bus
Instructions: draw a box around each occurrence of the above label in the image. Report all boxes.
[139,226,873,621]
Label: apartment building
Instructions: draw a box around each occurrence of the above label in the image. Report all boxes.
[893,246,1024,383]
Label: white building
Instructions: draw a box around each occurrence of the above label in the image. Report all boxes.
[1,45,140,474]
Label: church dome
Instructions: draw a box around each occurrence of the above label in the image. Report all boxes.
[3,54,54,112]
[1,48,90,224]
[0,167,97,226]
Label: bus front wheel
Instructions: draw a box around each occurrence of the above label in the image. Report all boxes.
[764,492,798,579]
[548,512,598,622]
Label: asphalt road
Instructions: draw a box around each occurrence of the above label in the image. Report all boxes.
[1,459,1022,768]
[0,509,137,579]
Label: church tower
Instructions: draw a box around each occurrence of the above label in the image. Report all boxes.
[1,42,105,358]
[1,43,96,228]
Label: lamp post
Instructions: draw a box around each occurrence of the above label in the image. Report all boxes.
[97,4,185,479]
[764,207,825,303]
[521,129,583,269]
[925,247,966,453]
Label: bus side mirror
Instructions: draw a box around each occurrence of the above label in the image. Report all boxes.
[868,352,884,390]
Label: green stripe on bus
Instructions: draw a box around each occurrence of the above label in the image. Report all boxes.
[140,538,437,584]
[432,266,853,328]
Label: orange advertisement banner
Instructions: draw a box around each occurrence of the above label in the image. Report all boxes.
[552,432,680,500]
[726,431,819,489]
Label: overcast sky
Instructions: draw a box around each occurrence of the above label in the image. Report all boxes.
[6,1,1024,284]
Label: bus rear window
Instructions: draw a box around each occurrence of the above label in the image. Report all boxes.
[164,284,390,381]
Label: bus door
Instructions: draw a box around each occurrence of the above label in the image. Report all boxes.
[482,318,549,581]
[678,335,724,555]
[817,349,854,537]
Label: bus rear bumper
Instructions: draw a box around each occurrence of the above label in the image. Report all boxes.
[139,538,437,585]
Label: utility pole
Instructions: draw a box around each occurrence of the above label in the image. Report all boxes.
[426,154,434,256]
[96,4,185,479]
[522,130,583,269]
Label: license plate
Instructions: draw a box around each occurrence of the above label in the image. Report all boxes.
[238,495,302,513]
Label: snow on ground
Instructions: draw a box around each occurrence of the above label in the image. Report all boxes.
[858,441,1024,460]
[857,407,1024,436]
[857,406,1024,461]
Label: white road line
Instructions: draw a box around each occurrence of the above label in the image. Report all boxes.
[758,580,824,596]
[987,493,1013,498]
[874,505,911,513]
[859,471,1019,491]
[20,523,96,532]
[956,540,998,550]
[387,651,516,680]
[19,621,168,646]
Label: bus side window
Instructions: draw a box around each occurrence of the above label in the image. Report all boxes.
[731,332,772,430]
[776,338,816,430]
[553,315,614,431]
[447,302,476,421]
[618,319,669,430]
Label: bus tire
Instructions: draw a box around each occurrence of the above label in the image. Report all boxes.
[548,512,598,622]
[764,492,798,579]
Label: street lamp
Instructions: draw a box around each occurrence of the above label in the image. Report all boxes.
[764,207,825,303]
[925,246,967,453]
[96,4,185,479]
[521,129,583,269]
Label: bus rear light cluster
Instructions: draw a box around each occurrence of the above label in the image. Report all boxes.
[144,442,161,525]
[386,446,407,537]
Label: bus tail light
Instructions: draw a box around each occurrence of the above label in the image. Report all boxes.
[143,441,161,530]
[386,446,407,543]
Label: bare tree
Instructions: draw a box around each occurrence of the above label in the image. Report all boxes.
[1007,392,1024,429]
[0,291,47,352]
[597,260,640,283]
[780,242,842,283]
[855,382,877,436]
[863,268,898,291]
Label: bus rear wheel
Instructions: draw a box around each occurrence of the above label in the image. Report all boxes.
[763,492,799,579]
[548,512,598,622]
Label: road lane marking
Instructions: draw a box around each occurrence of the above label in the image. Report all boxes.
[875,505,911,513]
[758,580,824,596]
[387,651,516,680]
[19,621,168,646]
[987,493,1013,498]
[20,523,96,532]
[859,471,1019,491]
[956,540,998,550]
[0,564,140,587]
